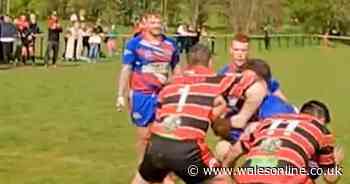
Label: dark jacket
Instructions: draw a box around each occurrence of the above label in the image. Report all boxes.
[48,27,62,42]
[29,23,41,34]
[0,22,17,39]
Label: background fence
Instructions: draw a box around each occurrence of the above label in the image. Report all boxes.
[32,34,350,59]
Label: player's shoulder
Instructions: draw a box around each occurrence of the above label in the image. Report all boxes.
[126,35,143,46]
[217,64,230,75]
[163,35,177,46]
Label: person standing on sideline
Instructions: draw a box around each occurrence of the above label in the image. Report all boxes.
[88,28,101,63]
[263,24,271,50]
[106,25,117,56]
[0,15,16,64]
[44,12,62,68]
[65,22,79,61]
[28,13,41,65]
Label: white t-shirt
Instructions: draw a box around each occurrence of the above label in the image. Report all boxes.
[89,35,101,44]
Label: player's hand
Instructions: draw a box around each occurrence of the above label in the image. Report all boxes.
[334,144,344,165]
[115,96,126,112]
[243,122,259,136]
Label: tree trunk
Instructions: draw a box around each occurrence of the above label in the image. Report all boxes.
[193,0,199,28]
[245,0,257,33]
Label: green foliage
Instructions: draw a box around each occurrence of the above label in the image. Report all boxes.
[286,0,350,34]
[5,0,350,34]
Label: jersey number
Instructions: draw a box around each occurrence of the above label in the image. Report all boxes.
[177,85,190,112]
[267,119,300,136]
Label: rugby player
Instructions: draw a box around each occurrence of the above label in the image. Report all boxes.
[232,100,344,184]
[224,59,272,129]
[132,45,275,184]
[218,33,287,101]
[131,44,241,184]
[116,12,179,159]
[215,59,301,167]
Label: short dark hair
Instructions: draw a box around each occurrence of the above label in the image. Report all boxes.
[241,58,271,82]
[300,100,331,123]
[188,44,212,66]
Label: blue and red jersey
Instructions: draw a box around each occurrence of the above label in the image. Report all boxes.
[123,35,179,94]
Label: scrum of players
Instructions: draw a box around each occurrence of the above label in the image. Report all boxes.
[116,12,344,184]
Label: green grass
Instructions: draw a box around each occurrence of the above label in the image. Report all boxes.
[0,44,349,183]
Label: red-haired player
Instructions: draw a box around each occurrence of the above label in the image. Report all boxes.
[218,33,287,101]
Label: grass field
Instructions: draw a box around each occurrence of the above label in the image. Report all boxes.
[0,44,349,183]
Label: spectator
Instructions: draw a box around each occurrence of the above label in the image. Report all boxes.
[0,15,3,62]
[176,23,187,53]
[81,22,91,58]
[106,24,117,56]
[88,28,101,63]
[70,13,78,23]
[187,25,199,49]
[263,24,271,50]
[65,22,81,61]
[44,12,62,68]
[15,14,30,64]
[94,19,103,34]
[28,13,41,64]
[0,15,16,64]
[95,19,104,52]
[75,23,84,60]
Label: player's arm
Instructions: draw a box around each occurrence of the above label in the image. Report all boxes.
[321,144,344,184]
[116,64,132,111]
[116,41,135,111]
[317,133,344,183]
[273,89,287,101]
[230,80,267,128]
[269,78,287,101]
[211,95,228,120]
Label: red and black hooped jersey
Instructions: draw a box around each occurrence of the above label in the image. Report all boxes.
[151,66,238,140]
[223,70,260,120]
[236,113,335,183]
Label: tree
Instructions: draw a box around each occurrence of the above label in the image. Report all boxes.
[221,0,283,33]
[286,0,350,34]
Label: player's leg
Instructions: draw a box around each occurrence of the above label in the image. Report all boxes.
[215,140,232,166]
[130,91,157,160]
[132,134,170,184]
[216,123,258,167]
[135,126,150,160]
[174,139,231,184]
[28,45,35,64]
[215,128,245,167]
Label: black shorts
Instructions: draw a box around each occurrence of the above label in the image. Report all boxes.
[139,134,220,184]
